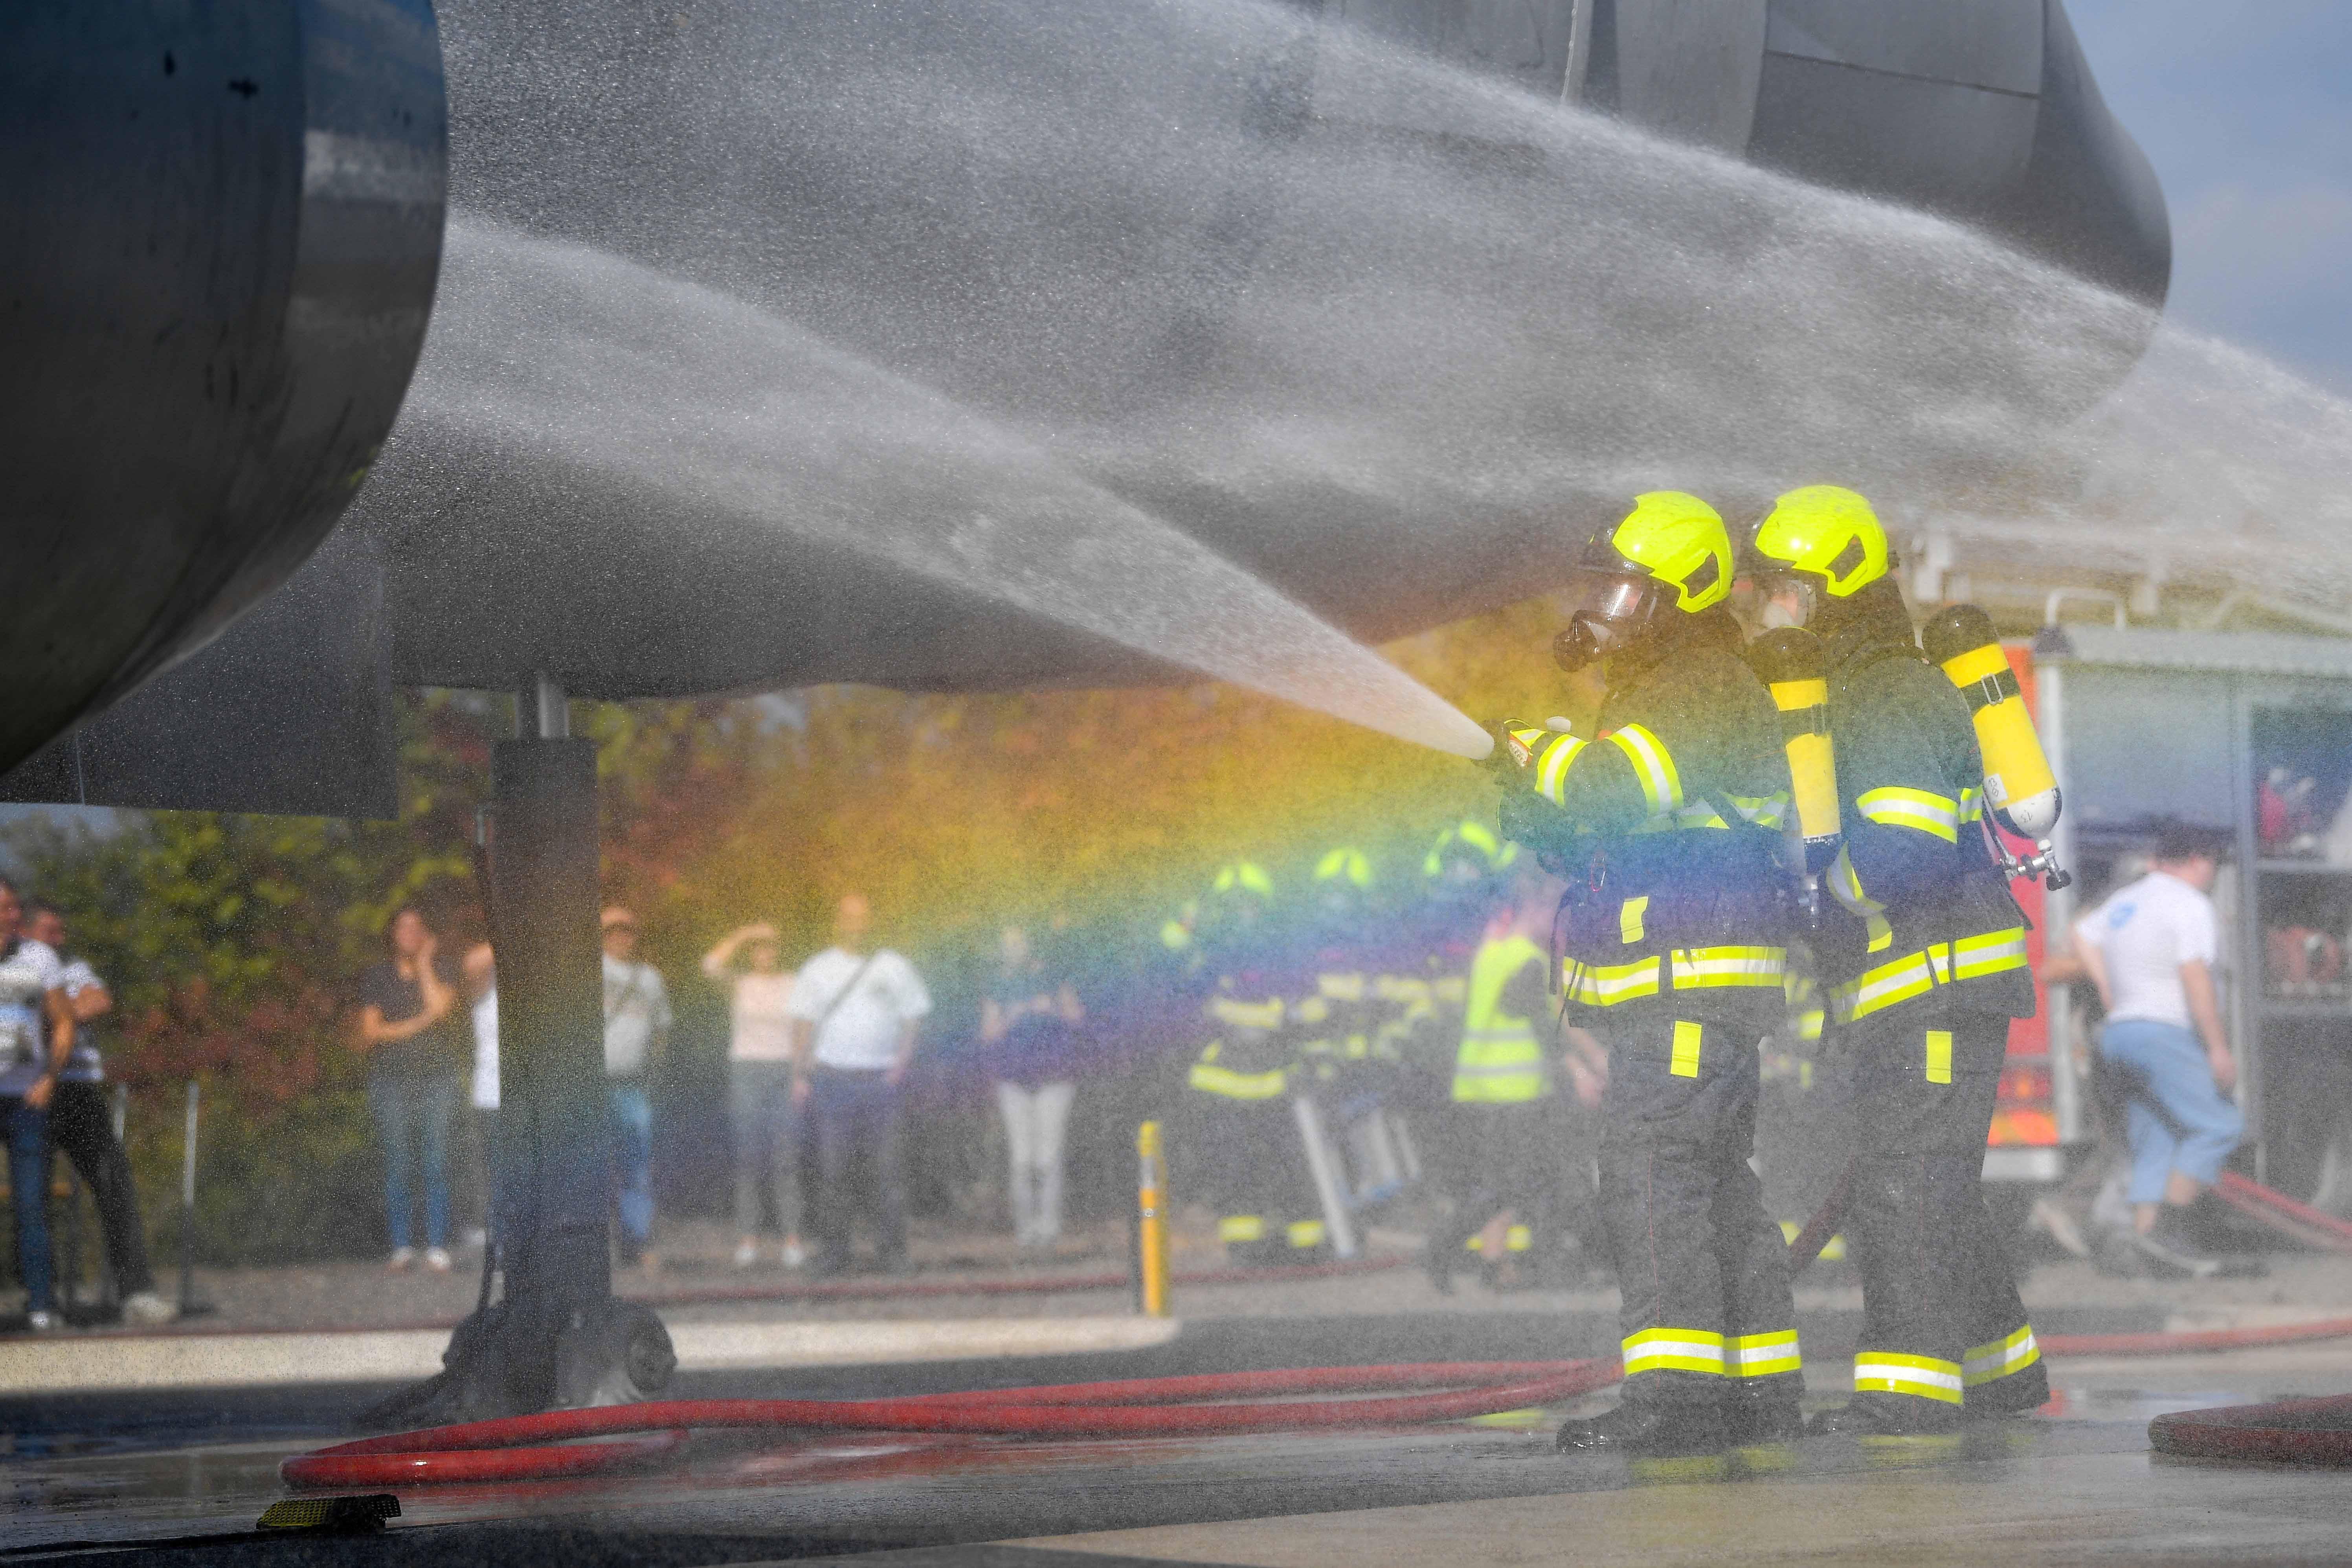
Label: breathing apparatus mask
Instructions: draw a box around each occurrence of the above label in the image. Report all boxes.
[1552,571,1662,672]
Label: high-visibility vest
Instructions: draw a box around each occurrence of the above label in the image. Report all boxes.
[1452,934,1549,1104]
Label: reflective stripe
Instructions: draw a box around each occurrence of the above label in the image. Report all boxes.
[1535,732,1587,805]
[1619,896,1649,944]
[1963,1325,2041,1388]
[1957,787,1984,825]
[1456,934,1549,1103]
[1728,791,1791,831]
[1607,724,1684,815]
[1210,997,1286,1028]
[1623,1327,1726,1377]
[1827,846,1894,953]
[1856,786,1961,844]
[1926,1029,1953,1084]
[1218,1215,1266,1243]
[1734,1330,1802,1379]
[1829,927,2031,1024]
[1565,948,1787,1006]
[1293,995,1332,1024]
[1188,1060,1289,1100]
[1287,1219,1327,1249]
[1670,1020,1702,1078]
[1564,956,1663,1007]
[1464,1224,1535,1254]
[1954,926,2030,979]
[1318,972,1367,1002]
[1670,945,1787,990]
[1853,1352,1964,1404]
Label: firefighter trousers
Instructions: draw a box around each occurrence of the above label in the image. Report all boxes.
[1840,1008,2047,1429]
[1185,1092,1327,1263]
[1596,1010,1802,1411]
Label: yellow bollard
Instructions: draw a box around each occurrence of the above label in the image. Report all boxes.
[1137,1121,1170,1318]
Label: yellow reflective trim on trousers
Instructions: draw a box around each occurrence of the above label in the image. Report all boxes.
[1670,945,1787,990]
[1535,732,1586,805]
[1733,1330,1802,1379]
[1853,1352,1964,1404]
[1318,971,1367,1002]
[1564,956,1663,1007]
[1210,997,1287,1029]
[1926,1029,1953,1084]
[1287,1219,1327,1249]
[1607,724,1684,815]
[1464,1225,1535,1254]
[1856,786,1961,844]
[1620,896,1649,944]
[1623,1327,1726,1377]
[1188,1062,1289,1100]
[1963,1325,2042,1387]
[1670,1020,1703,1078]
[1218,1215,1266,1243]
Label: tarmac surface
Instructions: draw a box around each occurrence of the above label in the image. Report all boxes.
[6,1229,2352,1566]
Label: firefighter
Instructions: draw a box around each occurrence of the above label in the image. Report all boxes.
[1180,862,1323,1265]
[1296,846,1380,1094]
[1494,492,1802,1454]
[1422,874,1560,1292]
[1747,484,2046,1435]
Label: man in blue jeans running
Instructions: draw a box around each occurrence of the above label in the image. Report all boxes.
[2074,825,2243,1278]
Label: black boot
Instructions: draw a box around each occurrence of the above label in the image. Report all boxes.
[1556,1401,1726,1457]
[1725,1392,1805,1445]
[1422,1235,1456,1296]
[1963,1362,2050,1422]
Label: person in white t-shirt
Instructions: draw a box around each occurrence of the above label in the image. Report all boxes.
[703,922,805,1269]
[0,880,73,1330]
[2074,824,2243,1276]
[601,907,673,1271]
[462,941,504,1250]
[787,894,930,1275]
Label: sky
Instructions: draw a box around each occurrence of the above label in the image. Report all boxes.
[2068,0,2352,395]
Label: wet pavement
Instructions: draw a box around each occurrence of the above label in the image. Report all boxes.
[4,1320,2352,1565]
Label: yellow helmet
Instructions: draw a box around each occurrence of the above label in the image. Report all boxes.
[1555,492,1732,670]
[1751,485,1889,599]
[1604,491,1734,613]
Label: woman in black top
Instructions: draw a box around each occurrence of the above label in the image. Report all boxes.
[356,906,464,1271]
[981,923,1084,1252]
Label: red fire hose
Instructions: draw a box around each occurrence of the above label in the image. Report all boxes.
[281,1359,1623,1488]
[283,1170,2352,1489]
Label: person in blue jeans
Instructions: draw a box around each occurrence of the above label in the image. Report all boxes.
[357,906,466,1272]
[2075,826,2244,1276]
[0,879,75,1330]
[601,907,673,1272]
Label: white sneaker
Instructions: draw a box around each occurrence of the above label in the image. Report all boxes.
[780,1239,808,1270]
[423,1247,453,1274]
[733,1238,759,1269]
[387,1247,418,1272]
[25,1310,59,1333]
[120,1291,178,1326]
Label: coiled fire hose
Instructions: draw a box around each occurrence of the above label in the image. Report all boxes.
[284,1169,2352,1488]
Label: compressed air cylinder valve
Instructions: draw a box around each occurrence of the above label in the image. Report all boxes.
[1921,605,2071,891]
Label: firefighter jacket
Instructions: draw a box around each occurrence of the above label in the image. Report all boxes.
[1500,606,1792,1028]
[1186,944,1301,1102]
[1453,933,1552,1103]
[1810,588,2034,1028]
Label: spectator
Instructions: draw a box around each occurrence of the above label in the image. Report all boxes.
[2074,824,2244,1277]
[981,923,1083,1254]
[789,894,930,1276]
[602,906,672,1272]
[0,880,73,1330]
[703,922,806,1270]
[357,906,464,1272]
[26,904,174,1324]
[463,941,502,1250]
